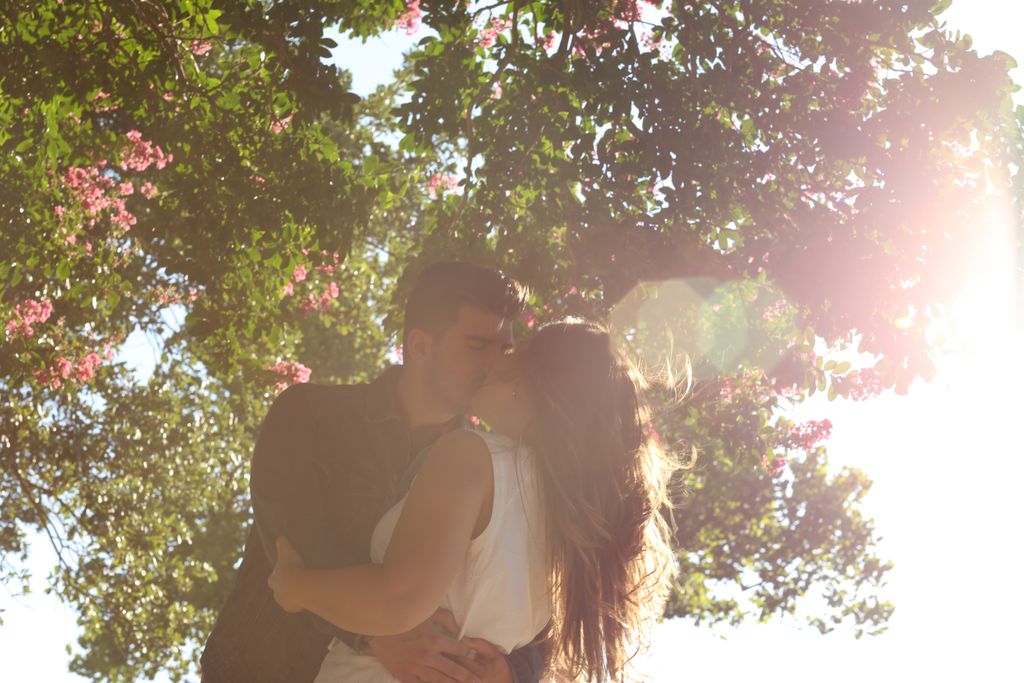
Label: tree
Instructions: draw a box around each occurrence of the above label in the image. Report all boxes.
[1,0,1018,680]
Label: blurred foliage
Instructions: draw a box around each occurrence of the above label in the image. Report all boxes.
[0,0,1019,680]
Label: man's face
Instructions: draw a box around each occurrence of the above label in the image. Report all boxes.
[423,305,514,413]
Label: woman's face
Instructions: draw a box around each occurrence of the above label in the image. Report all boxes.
[469,348,531,434]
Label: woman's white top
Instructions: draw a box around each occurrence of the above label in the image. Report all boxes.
[314,431,551,683]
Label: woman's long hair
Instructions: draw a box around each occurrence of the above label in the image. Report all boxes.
[517,320,678,681]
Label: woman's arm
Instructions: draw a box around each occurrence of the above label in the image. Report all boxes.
[268,429,493,636]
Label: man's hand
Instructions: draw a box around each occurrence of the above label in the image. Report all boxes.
[453,637,514,683]
[368,609,480,683]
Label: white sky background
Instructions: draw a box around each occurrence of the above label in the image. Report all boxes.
[2,2,1022,681]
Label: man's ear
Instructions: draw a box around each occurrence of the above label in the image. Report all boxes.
[404,328,433,364]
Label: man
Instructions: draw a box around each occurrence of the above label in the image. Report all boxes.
[201,262,545,683]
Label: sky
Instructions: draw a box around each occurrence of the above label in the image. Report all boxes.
[2,2,1022,681]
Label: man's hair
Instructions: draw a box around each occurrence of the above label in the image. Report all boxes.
[403,261,528,345]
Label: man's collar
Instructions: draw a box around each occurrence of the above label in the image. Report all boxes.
[363,365,405,423]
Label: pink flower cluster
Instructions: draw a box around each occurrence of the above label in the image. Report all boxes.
[717,369,768,404]
[316,251,341,275]
[761,299,789,322]
[62,164,136,231]
[190,39,213,56]
[298,282,340,315]
[476,17,511,48]
[120,130,173,172]
[270,113,293,134]
[396,0,422,35]
[268,360,312,393]
[427,173,459,198]
[5,298,53,340]
[640,30,664,52]
[840,368,885,401]
[761,453,788,477]
[34,351,104,389]
[784,419,833,451]
[281,252,341,299]
[92,90,117,113]
[151,285,201,306]
[642,420,662,447]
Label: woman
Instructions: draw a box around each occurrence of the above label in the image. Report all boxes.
[268,319,677,681]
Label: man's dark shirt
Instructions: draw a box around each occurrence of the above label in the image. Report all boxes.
[200,367,546,682]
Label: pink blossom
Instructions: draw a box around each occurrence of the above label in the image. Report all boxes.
[74,352,103,382]
[282,282,295,297]
[153,286,181,306]
[316,251,341,275]
[270,113,293,134]
[54,205,65,217]
[468,415,482,427]
[476,17,511,49]
[769,455,787,477]
[63,165,116,216]
[427,173,459,198]
[841,368,885,401]
[643,420,662,446]
[189,39,213,56]
[718,376,738,404]
[162,92,174,101]
[491,82,503,100]
[296,282,340,315]
[640,30,664,52]
[66,234,77,245]
[268,360,312,393]
[139,182,158,199]
[110,207,137,231]
[118,181,134,196]
[762,300,788,322]
[33,352,102,390]
[541,32,558,50]
[56,357,73,378]
[292,264,308,283]
[5,298,54,340]
[33,368,59,389]
[396,0,422,35]
[120,130,172,172]
[784,419,833,451]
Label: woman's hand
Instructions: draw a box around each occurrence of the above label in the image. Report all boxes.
[267,535,306,613]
